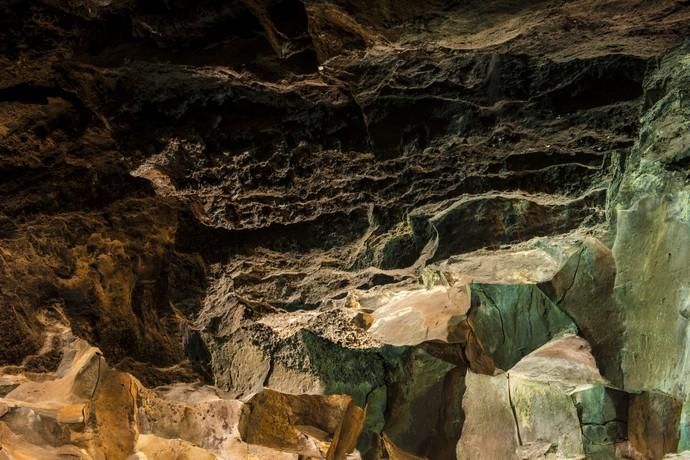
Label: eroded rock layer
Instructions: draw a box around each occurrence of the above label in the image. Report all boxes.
[1,0,690,458]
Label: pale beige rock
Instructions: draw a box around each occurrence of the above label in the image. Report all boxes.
[509,334,606,390]
[508,335,607,459]
[0,422,90,460]
[457,371,520,460]
[134,434,218,460]
[366,285,469,346]
[0,336,364,460]
[440,240,579,285]
[137,386,246,454]
[459,335,618,460]
[664,452,690,459]
[360,237,581,349]
[3,338,101,418]
[509,376,586,459]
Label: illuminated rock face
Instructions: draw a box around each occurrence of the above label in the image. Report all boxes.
[611,48,690,401]
[1,0,690,458]
[0,332,366,459]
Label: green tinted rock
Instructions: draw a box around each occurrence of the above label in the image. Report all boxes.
[509,376,585,459]
[541,237,625,387]
[470,283,577,371]
[384,348,464,460]
[679,399,690,453]
[609,46,690,399]
[573,385,628,458]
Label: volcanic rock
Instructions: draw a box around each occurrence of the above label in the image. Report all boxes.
[2,0,690,458]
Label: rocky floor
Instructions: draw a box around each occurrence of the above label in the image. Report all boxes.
[1,0,690,458]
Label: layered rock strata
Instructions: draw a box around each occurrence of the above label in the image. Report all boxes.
[1,0,690,458]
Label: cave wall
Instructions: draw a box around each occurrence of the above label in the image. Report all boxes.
[1,0,690,459]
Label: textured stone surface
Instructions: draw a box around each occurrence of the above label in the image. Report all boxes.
[628,392,683,460]
[0,331,364,459]
[509,335,605,460]
[1,0,690,458]
[459,335,630,459]
[540,236,625,386]
[610,46,690,401]
[470,283,577,372]
[573,385,628,459]
[383,348,464,459]
[457,371,519,460]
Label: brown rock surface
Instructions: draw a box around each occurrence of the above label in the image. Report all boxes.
[628,392,683,460]
[2,0,690,458]
[0,331,365,459]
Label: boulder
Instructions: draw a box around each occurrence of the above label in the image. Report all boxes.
[458,334,628,460]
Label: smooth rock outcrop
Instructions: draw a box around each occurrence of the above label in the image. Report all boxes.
[611,46,690,400]
[458,334,628,460]
[457,371,520,460]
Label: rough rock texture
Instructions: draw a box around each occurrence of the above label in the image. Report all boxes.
[460,335,628,460]
[0,332,365,459]
[1,0,690,458]
[611,46,690,400]
[457,371,519,460]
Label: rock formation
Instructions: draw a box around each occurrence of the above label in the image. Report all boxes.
[1,0,690,458]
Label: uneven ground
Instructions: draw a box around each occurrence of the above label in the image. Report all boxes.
[1,0,690,458]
